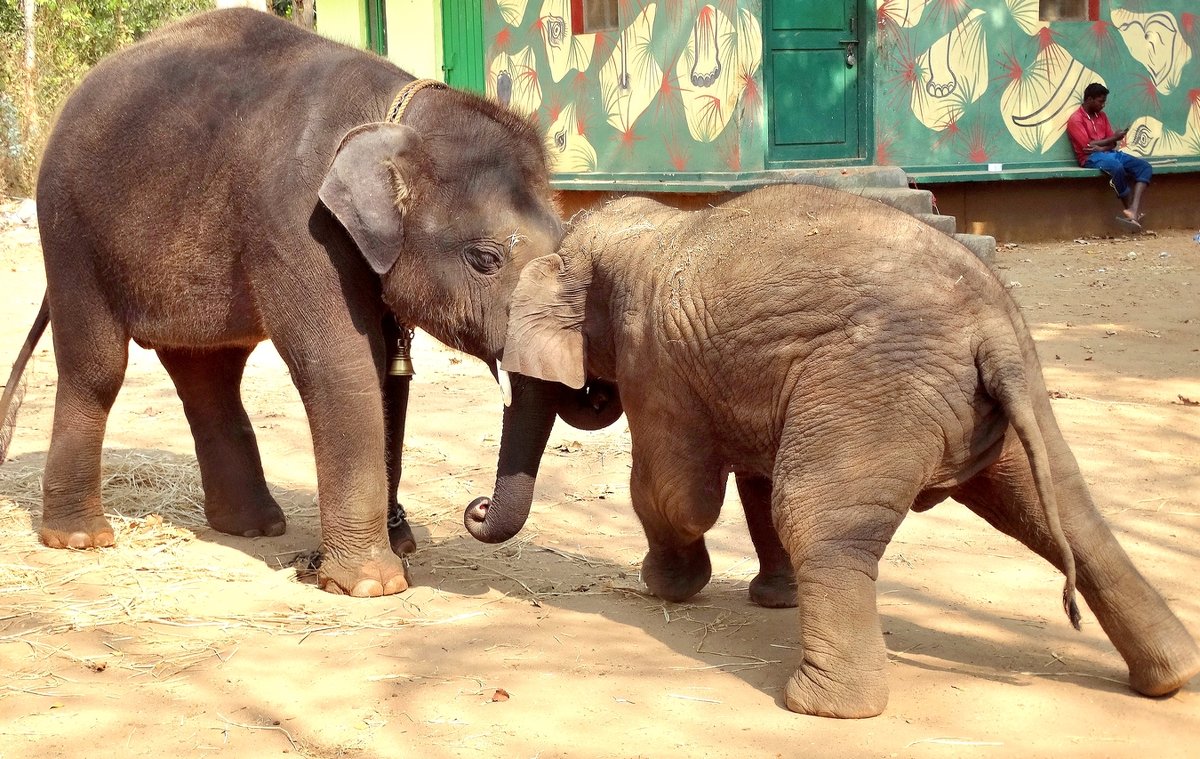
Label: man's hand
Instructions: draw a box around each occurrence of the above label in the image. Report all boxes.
[1114,127,1129,141]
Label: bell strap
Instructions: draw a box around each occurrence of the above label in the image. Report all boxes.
[387,79,448,124]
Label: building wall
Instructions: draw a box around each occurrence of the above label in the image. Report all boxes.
[317,0,366,49]
[318,0,443,79]
[386,0,443,80]
[479,1,1198,179]
[878,0,1200,173]
[484,1,767,176]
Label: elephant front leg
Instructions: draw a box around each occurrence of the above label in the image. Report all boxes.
[629,428,724,603]
[735,473,797,608]
[382,316,416,556]
[284,340,409,598]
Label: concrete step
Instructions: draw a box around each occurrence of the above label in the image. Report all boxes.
[953,233,997,265]
[780,165,911,190]
[856,186,935,216]
[915,212,957,235]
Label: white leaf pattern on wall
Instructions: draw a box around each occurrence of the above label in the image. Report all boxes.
[488,46,542,117]
[681,4,744,142]
[911,9,988,131]
[1111,8,1192,95]
[1005,0,1046,36]
[497,0,530,27]
[540,0,595,83]
[1126,97,1200,157]
[544,102,598,172]
[1000,44,1103,154]
[599,4,661,134]
[877,0,931,28]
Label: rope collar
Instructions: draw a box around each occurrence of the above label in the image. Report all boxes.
[387,79,448,124]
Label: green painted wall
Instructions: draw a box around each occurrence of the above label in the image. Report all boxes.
[477,1,1198,181]
[483,1,768,176]
[876,1,1199,174]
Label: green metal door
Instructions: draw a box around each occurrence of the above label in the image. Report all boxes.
[441,0,485,93]
[365,0,387,56]
[766,0,861,163]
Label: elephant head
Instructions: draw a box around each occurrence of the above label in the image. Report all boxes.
[463,252,621,543]
[318,88,565,373]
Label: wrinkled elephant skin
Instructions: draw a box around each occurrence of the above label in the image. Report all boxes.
[10,9,562,597]
[476,185,1200,717]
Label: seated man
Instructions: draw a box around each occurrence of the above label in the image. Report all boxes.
[1066,82,1152,230]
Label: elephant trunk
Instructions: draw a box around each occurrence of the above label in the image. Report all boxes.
[555,378,622,431]
[464,374,559,543]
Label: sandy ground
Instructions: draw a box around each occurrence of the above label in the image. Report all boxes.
[0,200,1197,758]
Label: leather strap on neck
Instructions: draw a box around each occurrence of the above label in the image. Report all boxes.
[387,79,448,124]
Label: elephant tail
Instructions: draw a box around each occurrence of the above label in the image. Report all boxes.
[0,292,50,464]
[977,334,1082,631]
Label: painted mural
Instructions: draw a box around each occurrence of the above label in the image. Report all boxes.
[485,0,765,174]
[876,0,1199,169]
[482,1,1199,177]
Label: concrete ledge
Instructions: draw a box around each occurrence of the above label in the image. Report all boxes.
[927,172,1200,242]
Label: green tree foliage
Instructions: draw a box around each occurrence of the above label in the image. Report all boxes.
[0,0,217,195]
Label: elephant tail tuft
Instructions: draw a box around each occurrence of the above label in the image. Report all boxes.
[0,293,50,464]
[977,333,1082,631]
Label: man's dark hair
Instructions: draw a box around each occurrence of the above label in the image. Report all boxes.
[1084,83,1109,101]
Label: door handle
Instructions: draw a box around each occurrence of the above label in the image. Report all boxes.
[840,40,857,68]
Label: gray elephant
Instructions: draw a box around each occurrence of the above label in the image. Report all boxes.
[462,185,1200,717]
[0,9,568,597]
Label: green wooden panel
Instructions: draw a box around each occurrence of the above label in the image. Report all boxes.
[442,0,485,93]
[772,49,850,146]
[773,0,845,32]
[365,0,386,56]
[766,0,861,163]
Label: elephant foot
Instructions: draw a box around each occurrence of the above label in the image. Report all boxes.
[204,498,287,538]
[39,514,116,549]
[319,550,410,597]
[642,541,712,603]
[749,571,798,608]
[1128,636,1200,697]
[784,661,888,719]
[387,501,417,556]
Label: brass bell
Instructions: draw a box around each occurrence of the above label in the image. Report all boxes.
[388,329,415,377]
[389,353,414,377]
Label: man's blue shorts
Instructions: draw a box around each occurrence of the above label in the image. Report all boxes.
[1083,150,1153,199]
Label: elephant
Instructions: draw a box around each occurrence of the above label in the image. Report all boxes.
[461,185,1200,717]
[0,8,566,597]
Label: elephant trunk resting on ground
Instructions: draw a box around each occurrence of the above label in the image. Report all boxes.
[464,184,1200,718]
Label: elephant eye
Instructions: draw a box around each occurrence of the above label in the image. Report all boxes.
[464,240,507,275]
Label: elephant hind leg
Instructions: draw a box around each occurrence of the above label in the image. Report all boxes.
[39,293,128,549]
[954,430,1200,697]
[158,346,285,538]
[772,422,926,718]
[734,473,797,608]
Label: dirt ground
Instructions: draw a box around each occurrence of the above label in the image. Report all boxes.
[0,198,1197,758]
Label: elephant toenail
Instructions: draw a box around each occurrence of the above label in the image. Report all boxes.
[351,579,385,597]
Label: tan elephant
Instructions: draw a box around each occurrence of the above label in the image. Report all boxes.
[464,184,1200,718]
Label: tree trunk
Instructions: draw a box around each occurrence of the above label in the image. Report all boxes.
[294,0,316,29]
[22,0,35,72]
[20,0,37,172]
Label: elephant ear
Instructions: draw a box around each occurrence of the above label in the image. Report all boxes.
[501,254,591,390]
[319,123,423,275]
